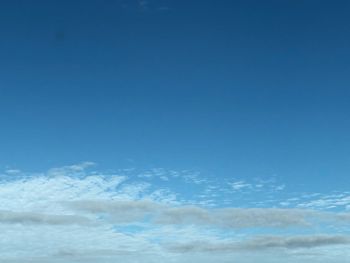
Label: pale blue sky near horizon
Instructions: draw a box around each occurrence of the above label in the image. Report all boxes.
[1,0,350,194]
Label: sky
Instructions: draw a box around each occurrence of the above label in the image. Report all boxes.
[0,0,350,262]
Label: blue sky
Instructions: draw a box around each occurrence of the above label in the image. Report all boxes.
[1,0,350,262]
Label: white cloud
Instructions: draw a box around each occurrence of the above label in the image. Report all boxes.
[229,181,252,191]
[296,193,350,210]
[0,163,349,262]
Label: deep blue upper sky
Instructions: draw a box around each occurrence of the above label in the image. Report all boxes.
[1,0,350,191]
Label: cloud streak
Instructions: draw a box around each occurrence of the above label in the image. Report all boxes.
[166,235,350,253]
[66,199,338,229]
[0,210,92,226]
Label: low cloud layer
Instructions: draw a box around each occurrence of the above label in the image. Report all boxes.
[166,235,350,253]
[1,164,350,262]
[0,210,91,226]
[67,199,162,223]
[67,199,326,229]
[156,206,313,228]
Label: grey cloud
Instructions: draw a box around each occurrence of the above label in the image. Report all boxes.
[53,248,139,258]
[215,208,312,228]
[67,199,162,223]
[242,235,350,250]
[156,207,313,228]
[166,235,350,253]
[67,199,317,228]
[336,213,350,222]
[0,210,92,226]
[165,241,236,253]
[155,206,214,225]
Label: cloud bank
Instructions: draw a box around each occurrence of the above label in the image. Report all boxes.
[0,163,349,262]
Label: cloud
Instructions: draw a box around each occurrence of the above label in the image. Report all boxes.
[47,162,96,177]
[155,206,213,225]
[226,178,287,197]
[67,199,316,229]
[296,193,350,210]
[229,181,252,191]
[213,208,312,228]
[155,206,313,228]
[166,235,350,253]
[0,210,92,226]
[67,199,161,223]
[1,163,350,262]
[243,235,350,250]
